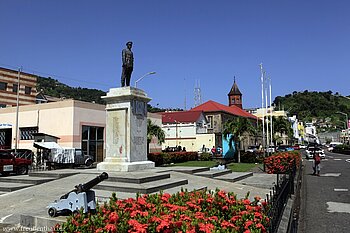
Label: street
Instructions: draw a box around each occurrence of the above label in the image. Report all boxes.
[299,149,350,233]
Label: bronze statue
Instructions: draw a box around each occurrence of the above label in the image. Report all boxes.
[121,41,134,87]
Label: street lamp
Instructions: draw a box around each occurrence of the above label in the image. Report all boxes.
[336,111,349,143]
[336,111,349,129]
[135,71,156,88]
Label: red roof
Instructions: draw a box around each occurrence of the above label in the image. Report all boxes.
[162,111,204,124]
[190,100,258,120]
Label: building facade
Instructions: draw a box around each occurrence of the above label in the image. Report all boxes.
[161,111,214,152]
[0,99,106,162]
[0,67,37,107]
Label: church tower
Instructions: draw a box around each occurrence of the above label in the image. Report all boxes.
[228,77,243,109]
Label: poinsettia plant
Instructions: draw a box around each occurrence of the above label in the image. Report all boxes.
[52,189,270,233]
[263,151,301,174]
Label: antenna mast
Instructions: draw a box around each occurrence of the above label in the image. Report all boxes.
[194,79,202,107]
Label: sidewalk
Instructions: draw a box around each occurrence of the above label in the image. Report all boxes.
[0,167,276,230]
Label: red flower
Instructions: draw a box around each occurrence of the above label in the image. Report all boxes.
[105,224,117,233]
[245,220,254,229]
[156,219,170,232]
[243,199,250,205]
[109,212,119,223]
[199,222,215,233]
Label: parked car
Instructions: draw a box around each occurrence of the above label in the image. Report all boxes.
[246,145,259,153]
[276,145,294,152]
[291,144,300,150]
[299,144,307,149]
[266,146,276,153]
[0,150,32,175]
[305,146,325,159]
[5,149,34,160]
[328,142,343,152]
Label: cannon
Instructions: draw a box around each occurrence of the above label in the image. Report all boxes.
[47,172,108,217]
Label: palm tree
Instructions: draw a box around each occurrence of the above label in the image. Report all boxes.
[223,117,256,163]
[272,116,292,145]
[147,119,165,153]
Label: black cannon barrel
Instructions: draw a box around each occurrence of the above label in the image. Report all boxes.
[77,172,108,193]
[60,172,108,199]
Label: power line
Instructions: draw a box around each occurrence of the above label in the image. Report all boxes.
[0,62,111,88]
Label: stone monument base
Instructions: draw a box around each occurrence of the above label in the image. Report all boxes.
[97,159,155,172]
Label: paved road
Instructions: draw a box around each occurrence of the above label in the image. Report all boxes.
[299,150,350,233]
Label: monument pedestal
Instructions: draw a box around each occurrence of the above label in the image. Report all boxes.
[97,87,155,172]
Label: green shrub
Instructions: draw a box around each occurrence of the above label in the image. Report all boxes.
[148,152,198,166]
[240,152,263,163]
[199,152,212,161]
[333,144,350,154]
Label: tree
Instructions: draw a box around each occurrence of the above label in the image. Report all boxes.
[147,119,165,153]
[272,116,292,145]
[222,117,256,163]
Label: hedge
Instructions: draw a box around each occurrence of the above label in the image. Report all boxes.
[148,152,198,166]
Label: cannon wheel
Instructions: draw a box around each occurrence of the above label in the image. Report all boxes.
[85,159,93,167]
[16,165,28,175]
[48,207,57,217]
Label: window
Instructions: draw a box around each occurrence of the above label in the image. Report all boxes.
[207,116,213,129]
[20,127,38,140]
[0,104,6,108]
[0,82,7,91]
[13,84,18,93]
[25,86,32,95]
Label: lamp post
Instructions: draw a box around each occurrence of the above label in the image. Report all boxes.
[336,111,349,144]
[135,71,156,88]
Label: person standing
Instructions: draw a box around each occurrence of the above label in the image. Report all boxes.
[211,146,216,156]
[313,152,321,176]
[121,41,134,87]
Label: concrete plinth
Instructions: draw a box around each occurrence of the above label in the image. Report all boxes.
[97,159,155,172]
[97,87,155,172]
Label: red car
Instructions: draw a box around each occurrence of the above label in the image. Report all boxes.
[0,150,32,175]
[291,144,300,150]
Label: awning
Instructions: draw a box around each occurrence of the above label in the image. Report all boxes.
[33,142,62,150]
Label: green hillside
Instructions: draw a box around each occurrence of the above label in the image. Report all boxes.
[37,76,107,104]
[36,76,181,112]
[273,90,350,130]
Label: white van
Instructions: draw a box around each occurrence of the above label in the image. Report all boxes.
[328,142,343,152]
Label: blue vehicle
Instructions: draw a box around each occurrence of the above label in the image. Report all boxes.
[276,145,294,152]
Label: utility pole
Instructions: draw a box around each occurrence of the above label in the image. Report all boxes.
[269,76,273,146]
[15,67,22,153]
[260,64,265,157]
[265,72,269,155]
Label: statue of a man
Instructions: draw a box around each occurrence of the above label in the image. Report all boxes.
[121,41,134,87]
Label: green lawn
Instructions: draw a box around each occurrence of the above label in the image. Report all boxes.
[227,163,262,172]
[168,160,218,167]
[166,160,261,172]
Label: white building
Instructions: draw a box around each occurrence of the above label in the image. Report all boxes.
[304,122,320,144]
[161,111,215,152]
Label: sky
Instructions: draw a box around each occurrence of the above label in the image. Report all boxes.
[1,0,350,109]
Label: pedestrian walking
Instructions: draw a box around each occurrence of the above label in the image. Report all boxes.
[313,152,321,176]
[211,146,216,157]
